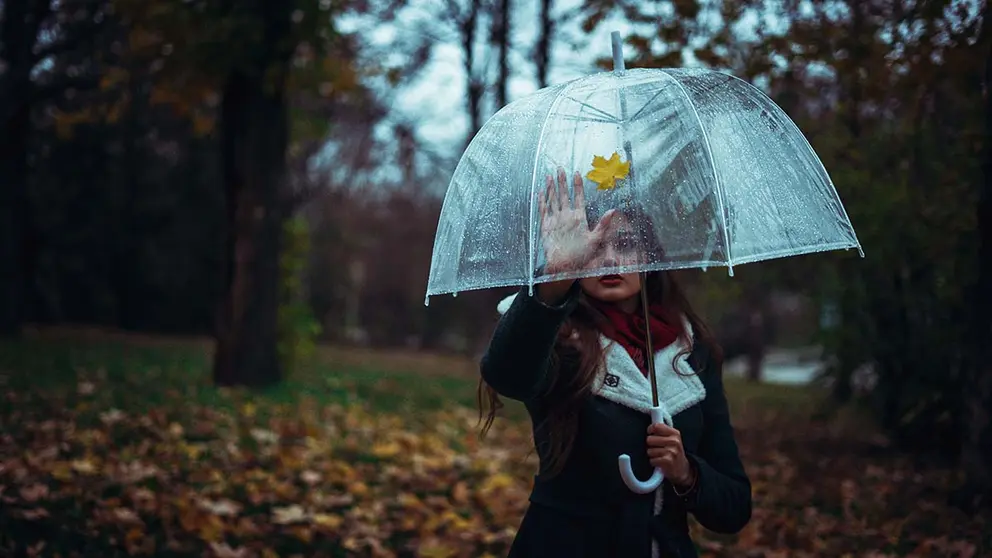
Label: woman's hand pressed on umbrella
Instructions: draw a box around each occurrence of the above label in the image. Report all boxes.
[537,169,618,307]
[647,423,697,490]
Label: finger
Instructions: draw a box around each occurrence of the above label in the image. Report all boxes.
[544,175,555,214]
[647,448,675,458]
[592,209,619,242]
[647,450,681,463]
[646,435,682,449]
[647,423,680,436]
[539,177,550,218]
[650,457,672,469]
[572,172,585,211]
[556,167,568,211]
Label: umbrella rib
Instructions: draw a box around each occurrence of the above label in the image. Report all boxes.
[553,114,618,124]
[659,70,734,271]
[627,88,669,121]
[562,95,618,122]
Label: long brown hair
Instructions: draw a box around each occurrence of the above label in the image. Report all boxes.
[476,270,724,477]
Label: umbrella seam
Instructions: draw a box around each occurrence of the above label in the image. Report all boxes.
[659,70,734,271]
[528,82,574,296]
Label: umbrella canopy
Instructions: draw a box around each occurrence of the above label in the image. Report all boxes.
[425,65,862,303]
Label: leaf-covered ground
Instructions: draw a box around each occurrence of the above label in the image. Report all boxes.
[0,332,987,557]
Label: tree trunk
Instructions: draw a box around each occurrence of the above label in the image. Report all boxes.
[740,284,768,383]
[0,105,30,337]
[744,307,766,383]
[212,3,292,387]
[958,22,992,511]
[493,0,511,109]
[535,0,553,88]
[0,0,47,337]
[461,1,483,145]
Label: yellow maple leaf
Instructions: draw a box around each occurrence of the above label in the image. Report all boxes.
[586,152,631,190]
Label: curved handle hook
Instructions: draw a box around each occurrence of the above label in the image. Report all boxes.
[618,406,670,493]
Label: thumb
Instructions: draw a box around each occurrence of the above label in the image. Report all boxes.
[591,209,619,243]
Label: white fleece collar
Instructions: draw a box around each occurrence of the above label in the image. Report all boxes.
[496,292,707,422]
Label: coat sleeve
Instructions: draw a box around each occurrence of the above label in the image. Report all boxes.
[680,354,753,534]
[479,284,580,401]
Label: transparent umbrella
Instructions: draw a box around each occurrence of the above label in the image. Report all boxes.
[426,33,863,493]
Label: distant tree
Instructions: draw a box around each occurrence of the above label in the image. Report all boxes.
[534,0,554,88]
[116,0,369,386]
[756,1,989,478]
[0,0,112,336]
[491,0,511,109]
[959,3,992,511]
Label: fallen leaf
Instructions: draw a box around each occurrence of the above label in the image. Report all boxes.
[451,481,469,504]
[312,512,344,530]
[71,458,98,475]
[272,504,308,525]
[417,540,458,558]
[349,481,369,497]
[300,470,321,485]
[18,508,50,520]
[112,507,143,525]
[198,498,242,517]
[209,542,251,558]
[19,483,49,502]
[371,441,402,458]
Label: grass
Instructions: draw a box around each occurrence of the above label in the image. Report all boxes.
[1,329,808,421]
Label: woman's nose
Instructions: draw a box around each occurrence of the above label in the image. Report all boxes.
[600,245,619,268]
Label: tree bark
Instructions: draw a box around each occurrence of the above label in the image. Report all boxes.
[212,1,293,387]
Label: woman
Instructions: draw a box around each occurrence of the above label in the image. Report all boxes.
[478,169,752,558]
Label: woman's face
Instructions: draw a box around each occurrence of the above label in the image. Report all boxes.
[578,219,643,310]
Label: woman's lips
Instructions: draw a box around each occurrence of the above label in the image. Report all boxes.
[599,275,623,285]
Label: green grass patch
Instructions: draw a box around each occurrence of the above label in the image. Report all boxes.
[1,333,813,431]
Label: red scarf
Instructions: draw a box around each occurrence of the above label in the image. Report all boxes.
[588,298,681,377]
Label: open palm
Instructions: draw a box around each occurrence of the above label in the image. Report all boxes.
[538,169,618,275]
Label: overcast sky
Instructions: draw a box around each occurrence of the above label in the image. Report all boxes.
[342,0,642,161]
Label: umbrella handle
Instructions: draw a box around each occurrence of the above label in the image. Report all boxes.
[618,406,667,494]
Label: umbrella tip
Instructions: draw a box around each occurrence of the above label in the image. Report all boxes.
[611,31,625,73]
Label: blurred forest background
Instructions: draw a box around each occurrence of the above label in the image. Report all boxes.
[1,0,991,555]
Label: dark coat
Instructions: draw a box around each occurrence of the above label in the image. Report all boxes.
[480,285,752,558]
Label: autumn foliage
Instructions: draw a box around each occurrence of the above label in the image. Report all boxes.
[0,337,987,557]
